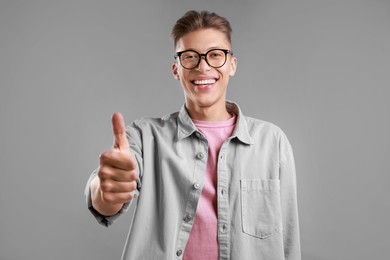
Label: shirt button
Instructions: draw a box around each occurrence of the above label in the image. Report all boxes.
[220,189,225,196]
[220,224,227,233]
[183,214,192,222]
[176,249,183,256]
[196,152,204,159]
[193,183,201,189]
[195,132,202,138]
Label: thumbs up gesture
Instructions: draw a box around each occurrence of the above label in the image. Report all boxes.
[91,113,139,216]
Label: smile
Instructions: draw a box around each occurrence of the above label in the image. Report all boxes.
[191,78,218,91]
[193,79,216,85]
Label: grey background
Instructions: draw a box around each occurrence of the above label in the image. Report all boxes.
[0,0,389,259]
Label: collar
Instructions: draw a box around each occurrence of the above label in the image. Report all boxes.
[176,101,254,145]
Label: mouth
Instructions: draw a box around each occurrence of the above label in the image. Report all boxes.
[191,78,218,90]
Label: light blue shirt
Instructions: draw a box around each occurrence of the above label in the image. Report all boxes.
[85,101,301,260]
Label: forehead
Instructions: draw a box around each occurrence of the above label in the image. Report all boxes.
[175,28,231,52]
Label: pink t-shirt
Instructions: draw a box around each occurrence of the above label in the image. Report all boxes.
[183,115,236,260]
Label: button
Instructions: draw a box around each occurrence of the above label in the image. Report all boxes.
[176,249,183,256]
[220,189,225,196]
[196,132,202,138]
[183,214,192,222]
[220,224,227,233]
[193,183,201,189]
[196,152,204,159]
[219,154,224,160]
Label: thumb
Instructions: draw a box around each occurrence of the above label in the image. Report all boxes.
[112,112,129,150]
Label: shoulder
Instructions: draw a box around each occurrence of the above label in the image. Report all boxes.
[244,116,293,161]
[244,115,287,140]
[229,101,287,140]
[127,111,180,132]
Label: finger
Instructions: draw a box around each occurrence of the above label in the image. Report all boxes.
[100,179,138,193]
[100,149,137,171]
[101,191,135,204]
[98,165,138,182]
[112,112,129,150]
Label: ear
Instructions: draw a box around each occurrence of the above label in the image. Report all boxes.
[172,63,180,80]
[229,56,237,77]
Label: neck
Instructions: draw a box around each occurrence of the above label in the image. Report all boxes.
[186,101,231,121]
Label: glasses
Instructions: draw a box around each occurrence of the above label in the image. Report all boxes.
[174,49,233,69]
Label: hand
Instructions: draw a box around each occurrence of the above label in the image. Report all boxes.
[96,112,138,207]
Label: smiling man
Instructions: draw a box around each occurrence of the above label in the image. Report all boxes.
[86,10,301,260]
[172,27,236,121]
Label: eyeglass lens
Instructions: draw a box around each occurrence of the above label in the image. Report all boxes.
[179,49,227,69]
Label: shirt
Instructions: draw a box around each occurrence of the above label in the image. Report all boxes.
[85,101,301,260]
[183,116,236,259]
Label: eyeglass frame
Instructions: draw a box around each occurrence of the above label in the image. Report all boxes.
[174,48,233,69]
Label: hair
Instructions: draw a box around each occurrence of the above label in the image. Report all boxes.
[171,10,232,49]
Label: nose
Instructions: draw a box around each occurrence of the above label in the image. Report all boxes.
[195,56,211,71]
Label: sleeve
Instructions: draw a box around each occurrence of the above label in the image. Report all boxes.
[84,120,144,227]
[126,121,144,182]
[279,131,301,259]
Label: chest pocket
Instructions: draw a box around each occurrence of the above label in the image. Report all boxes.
[240,179,282,239]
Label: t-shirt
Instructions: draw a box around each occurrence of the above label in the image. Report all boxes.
[183,115,236,260]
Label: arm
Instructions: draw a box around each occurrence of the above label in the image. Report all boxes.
[279,132,301,259]
[85,113,139,224]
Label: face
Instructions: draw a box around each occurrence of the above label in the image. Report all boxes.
[172,28,237,111]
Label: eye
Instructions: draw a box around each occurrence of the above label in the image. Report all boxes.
[183,55,195,60]
[211,52,222,57]
[181,51,198,60]
[208,50,224,59]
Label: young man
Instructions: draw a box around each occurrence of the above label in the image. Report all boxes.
[85,10,301,260]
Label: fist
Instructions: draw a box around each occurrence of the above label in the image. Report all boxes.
[97,112,138,205]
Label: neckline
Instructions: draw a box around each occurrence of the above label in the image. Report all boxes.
[192,114,236,128]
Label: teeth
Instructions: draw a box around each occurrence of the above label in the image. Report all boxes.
[193,79,216,85]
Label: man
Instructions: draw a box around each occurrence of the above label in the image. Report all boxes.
[85,10,301,260]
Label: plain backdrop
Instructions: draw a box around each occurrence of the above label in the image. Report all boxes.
[1,0,389,259]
